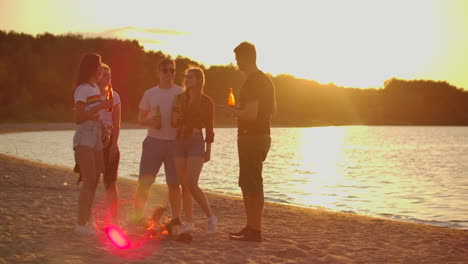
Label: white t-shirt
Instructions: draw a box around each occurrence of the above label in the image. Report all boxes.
[139,85,184,140]
[100,90,121,128]
[73,83,102,119]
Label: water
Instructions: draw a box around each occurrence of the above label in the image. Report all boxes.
[1,126,467,229]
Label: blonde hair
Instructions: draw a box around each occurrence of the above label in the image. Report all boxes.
[101,63,111,73]
[186,67,205,91]
[98,63,112,89]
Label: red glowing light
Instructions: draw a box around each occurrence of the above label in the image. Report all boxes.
[105,225,130,249]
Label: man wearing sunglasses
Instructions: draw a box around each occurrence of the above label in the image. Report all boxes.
[134,58,184,227]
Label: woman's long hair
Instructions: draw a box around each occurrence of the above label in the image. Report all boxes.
[72,53,102,103]
[183,67,206,105]
[186,67,205,92]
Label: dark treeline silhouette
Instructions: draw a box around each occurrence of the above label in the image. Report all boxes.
[1,30,467,126]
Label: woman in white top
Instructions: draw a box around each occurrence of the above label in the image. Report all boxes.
[72,53,112,235]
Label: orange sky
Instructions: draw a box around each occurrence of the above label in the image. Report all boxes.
[1,0,467,89]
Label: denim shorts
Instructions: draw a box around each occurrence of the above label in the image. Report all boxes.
[175,131,205,158]
[139,136,178,185]
[73,120,103,151]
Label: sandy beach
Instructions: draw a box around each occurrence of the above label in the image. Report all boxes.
[0,153,467,264]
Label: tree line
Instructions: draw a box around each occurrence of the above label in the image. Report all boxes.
[1,30,467,126]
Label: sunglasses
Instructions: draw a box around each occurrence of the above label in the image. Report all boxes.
[160,68,175,74]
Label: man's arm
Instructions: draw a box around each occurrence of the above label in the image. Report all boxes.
[233,100,258,121]
[138,109,158,127]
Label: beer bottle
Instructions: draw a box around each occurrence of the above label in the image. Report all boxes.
[171,94,182,127]
[227,88,236,106]
[152,105,161,129]
[106,84,113,112]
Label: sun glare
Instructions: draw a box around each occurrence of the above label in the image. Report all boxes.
[284,126,349,208]
[297,127,346,185]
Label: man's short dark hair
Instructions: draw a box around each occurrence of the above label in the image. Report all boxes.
[157,58,175,71]
[234,42,256,62]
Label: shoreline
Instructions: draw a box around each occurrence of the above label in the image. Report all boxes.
[2,122,466,135]
[1,153,467,263]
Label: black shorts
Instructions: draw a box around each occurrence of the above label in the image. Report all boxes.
[237,134,271,194]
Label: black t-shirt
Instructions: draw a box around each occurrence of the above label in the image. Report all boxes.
[237,71,276,135]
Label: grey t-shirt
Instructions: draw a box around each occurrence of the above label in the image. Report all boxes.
[139,85,184,140]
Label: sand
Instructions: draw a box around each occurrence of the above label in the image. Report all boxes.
[1,153,467,264]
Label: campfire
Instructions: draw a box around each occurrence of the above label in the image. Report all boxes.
[146,206,170,239]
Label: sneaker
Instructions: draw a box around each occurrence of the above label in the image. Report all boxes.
[180,222,195,233]
[75,224,96,236]
[206,216,217,234]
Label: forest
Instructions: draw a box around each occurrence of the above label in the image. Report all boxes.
[1,30,467,126]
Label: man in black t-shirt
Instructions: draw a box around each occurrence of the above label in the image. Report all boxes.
[225,42,276,242]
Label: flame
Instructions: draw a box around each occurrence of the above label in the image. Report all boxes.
[145,218,170,239]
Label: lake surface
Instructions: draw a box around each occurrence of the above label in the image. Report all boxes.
[1,126,467,229]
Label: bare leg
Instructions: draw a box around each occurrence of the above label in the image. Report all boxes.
[167,184,182,219]
[75,146,101,225]
[175,157,192,222]
[103,151,119,222]
[89,149,104,223]
[104,182,119,222]
[187,156,213,218]
[134,178,153,219]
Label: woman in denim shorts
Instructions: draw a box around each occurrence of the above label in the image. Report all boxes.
[174,68,217,235]
[72,53,112,235]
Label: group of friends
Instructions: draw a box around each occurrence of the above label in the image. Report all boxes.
[71,42,276,242]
